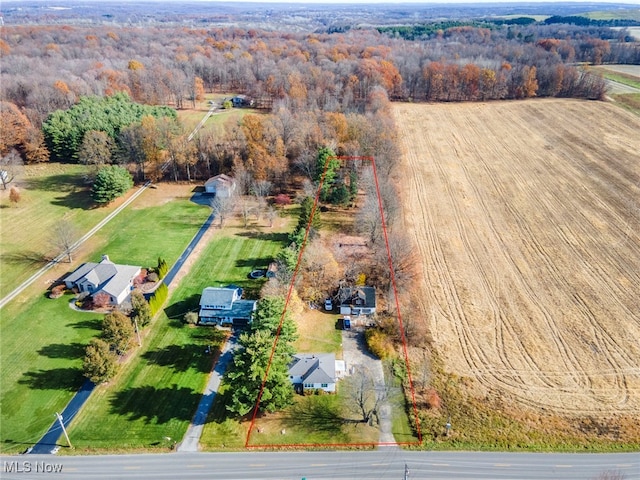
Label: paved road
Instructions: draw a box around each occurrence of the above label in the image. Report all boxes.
[2,451,637,479]
[0,183,150,310]
[178,335,237,452]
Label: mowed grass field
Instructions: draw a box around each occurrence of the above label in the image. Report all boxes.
[394,99,640,444]
[66,216,292,451]
[0,163,128,297]
[0,183,210,454]
[176,93,258,132]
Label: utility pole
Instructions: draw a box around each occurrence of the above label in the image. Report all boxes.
[55,412,72,448]
[133,317,142,347]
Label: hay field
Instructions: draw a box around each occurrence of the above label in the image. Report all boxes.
[394,99,640,416]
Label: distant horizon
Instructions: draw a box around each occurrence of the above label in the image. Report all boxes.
[5,0,640,4]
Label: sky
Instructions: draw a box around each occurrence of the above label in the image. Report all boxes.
[186,0,640,3]
[13,0,640,3]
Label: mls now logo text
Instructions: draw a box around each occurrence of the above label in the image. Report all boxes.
[4,461,63,474]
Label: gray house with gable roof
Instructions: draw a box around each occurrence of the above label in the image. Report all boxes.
[64,255,141,306]
[288,353,343,393]
[198,286,257,327]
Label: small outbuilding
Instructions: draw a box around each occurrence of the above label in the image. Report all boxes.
[204,174,236,198]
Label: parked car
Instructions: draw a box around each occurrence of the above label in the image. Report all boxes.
[343,316,351,329]
[324,298,333,311]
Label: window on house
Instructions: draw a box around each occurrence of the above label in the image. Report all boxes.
[321,384,328,388]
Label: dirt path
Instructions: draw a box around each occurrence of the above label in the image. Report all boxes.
[394,99,640,416]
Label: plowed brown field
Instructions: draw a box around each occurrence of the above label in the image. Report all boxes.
[394,99,640,416]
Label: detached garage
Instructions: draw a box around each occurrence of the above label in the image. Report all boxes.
[204,174,236,198]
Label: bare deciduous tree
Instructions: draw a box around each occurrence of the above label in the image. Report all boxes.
[51,219,78,263]
[210,194,235,227]
[344,365,388,424]
[251,179,272,199]
[356,191,383,247]
[0,150,23,190]
[238,196,254,228]
[266,205,278,228]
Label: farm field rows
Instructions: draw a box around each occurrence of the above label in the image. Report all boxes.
[394,99,640,417]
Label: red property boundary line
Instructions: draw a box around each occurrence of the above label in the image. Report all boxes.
[245,156,422,448]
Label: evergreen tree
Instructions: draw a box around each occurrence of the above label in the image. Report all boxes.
[275,244,299,284]
[315,146,340,202]
[224,296,296,416]
[91,165,133,204]
[329,178,350,205]
[42,92,176,162]
[157,257,169,279]
[290,196,321,246]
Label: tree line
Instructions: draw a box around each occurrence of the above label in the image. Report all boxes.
[2,21,635,128]
[2,20,636,178]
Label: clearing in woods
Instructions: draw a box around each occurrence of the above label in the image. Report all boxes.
[394,99,640,417]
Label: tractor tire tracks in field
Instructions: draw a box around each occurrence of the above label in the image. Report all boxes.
[394,99,640,416]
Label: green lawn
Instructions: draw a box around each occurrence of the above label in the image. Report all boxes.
[584,9,640,21]
[0,293,102,453]
[294,309,343,355]
[384,362,420,445]
[177,93,258,133]
[0,163,125,297]
[201,386,379,449]
[83,195,211,269]
[599,70,640,89]
[0,193,210,454]
[65,317,222,451]
[66,221,291,451]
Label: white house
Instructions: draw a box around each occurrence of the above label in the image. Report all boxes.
[198,286,257,327]
[288,353,341,393]
[64,255,141,306]
[204,174,236,198]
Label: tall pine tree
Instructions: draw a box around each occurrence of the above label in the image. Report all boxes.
[224,296,297,416]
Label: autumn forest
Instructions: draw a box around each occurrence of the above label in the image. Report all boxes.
[2,6,639,186]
